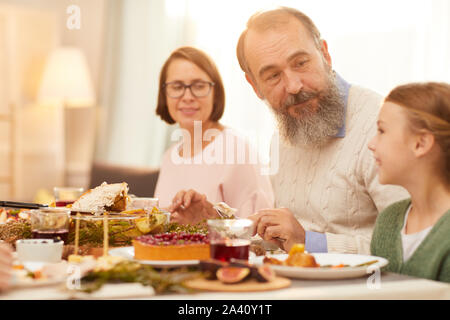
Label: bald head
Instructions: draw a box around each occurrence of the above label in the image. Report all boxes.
[237,7,322,77]
[236,7,343,148]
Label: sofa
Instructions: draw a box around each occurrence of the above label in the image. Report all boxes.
[89,162,160,197]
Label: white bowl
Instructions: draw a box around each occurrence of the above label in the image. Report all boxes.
[15,239,63,263]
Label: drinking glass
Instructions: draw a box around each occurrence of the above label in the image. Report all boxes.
[53,187,84,207]
[30,208,71,243]
[207,219,254,262]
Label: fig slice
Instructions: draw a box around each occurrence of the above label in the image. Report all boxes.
[229,259,276,282]
[254,264,276,282]
[199,259,228,280]
[216,267,250,284]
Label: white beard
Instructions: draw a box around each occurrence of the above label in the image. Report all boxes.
[267,73,345,148]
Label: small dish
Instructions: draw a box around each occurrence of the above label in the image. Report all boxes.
[15,239,63,263]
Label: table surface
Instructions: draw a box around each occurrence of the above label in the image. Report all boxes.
[2,271,449,300]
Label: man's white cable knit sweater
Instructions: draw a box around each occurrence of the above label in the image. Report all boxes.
[271,85,409,254]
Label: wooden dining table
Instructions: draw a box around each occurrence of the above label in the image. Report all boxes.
[2,271,449,300]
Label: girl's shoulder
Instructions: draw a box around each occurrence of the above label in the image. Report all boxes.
[428,210,450,240]
[377,198,412,223]
[371,199,410,260]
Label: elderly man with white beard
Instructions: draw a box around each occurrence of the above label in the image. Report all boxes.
[237,7,409,254]
[168,7,409,255]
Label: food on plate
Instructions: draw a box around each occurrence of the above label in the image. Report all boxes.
[12,261,69,285]
[199,259,228,279]
[91,255,126,271]
[289,243,305,255]
[68,254,95,264]
[263,243,319,268]
[0,215,200,250]
[133,232,210,261]
[120,208,147,215]
[285,251,319,267]
[134,215,165,234]
[67,216,141,248]
[249,243,266,256]
[12,264,47,285]
[66,207,168,248]
[263,243,380,269]
[263,253,319,267]
[216,267,250,284]
[67,255,127,281]
[228,259,276,282]
[71,182,129,214]
[133,207,168,234]
[78,259,200,294]
[263,256,285,265]
[213,202,237,219]
[253,264,276,282]
[166,221,208,234]
[199,259,276,284]
[0,208,30,224]
[0,219,32,246]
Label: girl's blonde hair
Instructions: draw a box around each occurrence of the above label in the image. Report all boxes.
[385,82,450,183]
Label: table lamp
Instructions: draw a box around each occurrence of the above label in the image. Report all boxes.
[37,46,95,108]
[37,46,96,186]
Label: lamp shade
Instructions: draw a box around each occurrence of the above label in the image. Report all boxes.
[37,47,96,107]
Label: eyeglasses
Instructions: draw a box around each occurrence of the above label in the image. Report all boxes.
[164,81,215,98]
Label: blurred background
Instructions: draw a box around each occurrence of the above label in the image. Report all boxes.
[0,0,449,202]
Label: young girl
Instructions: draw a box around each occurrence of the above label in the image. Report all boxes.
[369,82,450,282]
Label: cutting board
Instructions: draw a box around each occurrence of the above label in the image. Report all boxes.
[184,277,291,292]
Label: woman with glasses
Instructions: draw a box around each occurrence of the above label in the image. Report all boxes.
[154,46,274,224]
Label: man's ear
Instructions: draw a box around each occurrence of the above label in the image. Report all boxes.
[413,130,435,158]
[245,73,264,100]
[320,39,332,68]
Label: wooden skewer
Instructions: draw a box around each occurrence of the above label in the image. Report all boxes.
[103,211,109,257]
[74,212,80,255]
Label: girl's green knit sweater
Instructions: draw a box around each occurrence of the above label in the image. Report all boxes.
[371,199,450,283]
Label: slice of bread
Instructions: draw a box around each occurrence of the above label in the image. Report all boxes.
[71,182,129,214]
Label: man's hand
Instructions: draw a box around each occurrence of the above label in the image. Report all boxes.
[248,208,305,252]
[169,189,219,225]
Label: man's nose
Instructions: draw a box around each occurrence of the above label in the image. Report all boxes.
[284,70,303,94]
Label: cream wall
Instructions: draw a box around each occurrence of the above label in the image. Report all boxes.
[0,0,106,92]
[0,0,106,201]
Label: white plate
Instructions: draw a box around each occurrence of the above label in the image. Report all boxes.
[69,283,155,300]
[108,247,200,267]
[11,276,65,289]
[251,253,388,280]
[11,262,66,289]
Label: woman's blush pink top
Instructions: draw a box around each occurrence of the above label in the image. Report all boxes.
[154,129,275,218]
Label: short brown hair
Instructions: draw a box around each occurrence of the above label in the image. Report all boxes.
[156,46,225,124]
[237,7,322,76]
[386,82,450,182]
